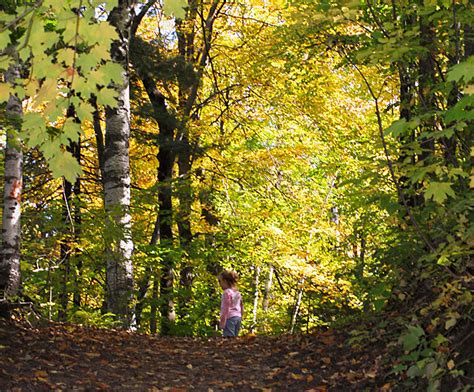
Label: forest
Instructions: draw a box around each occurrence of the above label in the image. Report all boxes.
[0,0,472,390]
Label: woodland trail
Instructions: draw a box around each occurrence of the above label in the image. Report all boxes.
[0,319,394,391]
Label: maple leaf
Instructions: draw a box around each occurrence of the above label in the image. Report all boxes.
[424,182,455,204]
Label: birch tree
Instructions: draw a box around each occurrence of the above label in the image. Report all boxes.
[103,0,136,326]
[0,71,23,298]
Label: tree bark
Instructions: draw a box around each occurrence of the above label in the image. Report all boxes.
[250,265,260,333]
[58,139,81,320]
[0,91,23,299]
[418,12,436,162]
[290,278,305,334]
[262,264,273,312]
[131,44,176,333]
[104,0,136,327]
[150,272,159,334]
[58,178,72,321]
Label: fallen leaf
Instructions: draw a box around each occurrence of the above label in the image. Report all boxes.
[321,357,331,365]
[290,372,305,380]
[305,387,327,392]
[365,370,376,378]
[35,370,48,378]
[85,352,101,358]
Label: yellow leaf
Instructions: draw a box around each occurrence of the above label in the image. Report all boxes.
[447,360,455,370]
[290,372,304,380]
[0,82,12,102]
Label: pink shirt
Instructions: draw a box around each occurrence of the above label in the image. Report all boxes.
[220,288,243,328]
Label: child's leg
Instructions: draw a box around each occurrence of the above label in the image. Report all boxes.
[223,317,240,337]
[233,317,242,336]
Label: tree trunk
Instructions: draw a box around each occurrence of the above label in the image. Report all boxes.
[0,91,23,299]
[290,278,305,334]
[72,149,82,309]
[135,214,159,330]
[58,139,81,320]
[58,178,72,321]
[103,0,136,327]
[150,272,159,334]
[418,13,437,161]
[250,265,260,333]
[176,142,194,319]
[262,264,274,312]
[131,50,176,333]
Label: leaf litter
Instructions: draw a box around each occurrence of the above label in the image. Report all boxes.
[0,319,393,391]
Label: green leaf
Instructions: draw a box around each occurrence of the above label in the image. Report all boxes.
[76,101,94,122]
[424,182,455,204]
[0,29,11,50]
[90,43,111,62]
[48,149,82,183]
[402,333,419,351]
[100,61,124,84]
[57,48,76,67]
[431,334,448,348]
[85,22,118,46]
[163,0,187,19]
[444,95,474,123]
[58,119,82,144]
[29,18,57,53]
[21,112,47,147]
[96,87,118,108]
[32,56,59,80]
[76,51,102,72]
[58,14,78,44]
[407,364,422,378]
[445,318,457,330]
[35,77,57,105]
[447,56,474,84]
[384,118,419,137]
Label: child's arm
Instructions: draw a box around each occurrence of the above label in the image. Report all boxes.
[219,291,231,329]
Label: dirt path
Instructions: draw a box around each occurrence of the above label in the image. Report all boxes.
[0,320,393,391]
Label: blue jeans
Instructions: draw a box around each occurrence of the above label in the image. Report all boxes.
[223,316,241,337]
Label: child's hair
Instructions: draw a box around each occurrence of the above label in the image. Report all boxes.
[218,270,239,285]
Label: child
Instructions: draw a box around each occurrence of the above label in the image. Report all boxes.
[218,270,243,337]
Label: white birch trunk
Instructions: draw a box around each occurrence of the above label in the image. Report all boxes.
[250,265,260,332]
[263,264,274,312]
[103,0,135,326]
[0,92,23,298]
[290,278,305,334]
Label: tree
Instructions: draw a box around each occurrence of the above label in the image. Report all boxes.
[0,66,23,299]
[103,0,137,327]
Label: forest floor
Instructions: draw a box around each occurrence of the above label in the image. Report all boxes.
[0,318,397,391]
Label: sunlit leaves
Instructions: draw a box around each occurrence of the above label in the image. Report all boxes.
[162,0,188,19]
[0,0,124,181]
